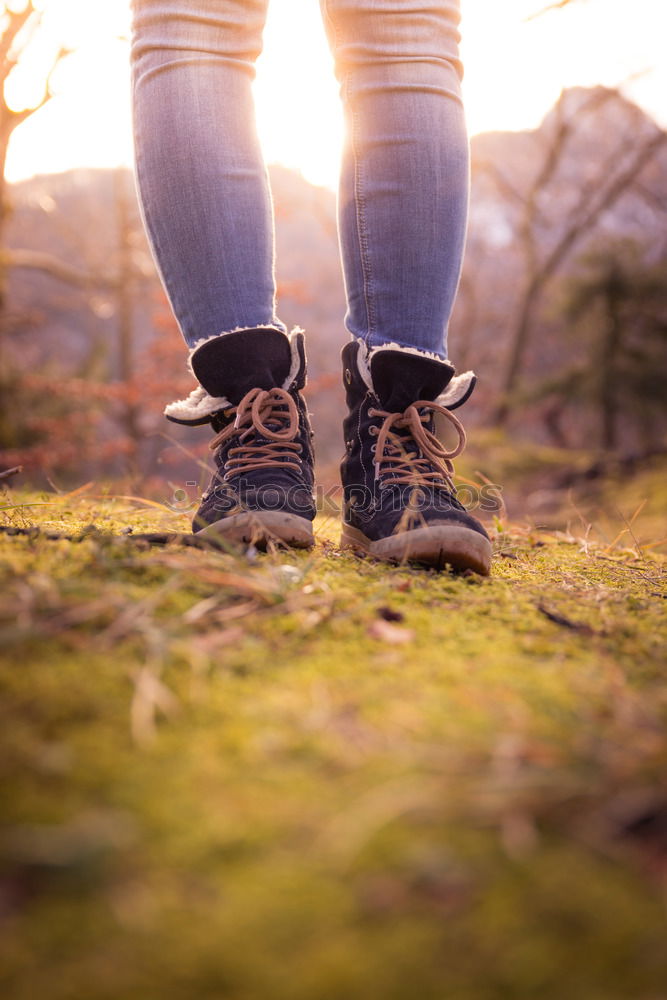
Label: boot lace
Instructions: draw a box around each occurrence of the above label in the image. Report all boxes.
[368,400,466,491]
[209,387,302,478]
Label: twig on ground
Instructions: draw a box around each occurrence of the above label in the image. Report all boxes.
[0,466,22,484]
[537,602,596,635]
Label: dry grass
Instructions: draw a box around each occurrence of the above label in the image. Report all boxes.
[0,481,666,999]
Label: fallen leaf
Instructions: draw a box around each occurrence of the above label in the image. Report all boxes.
[368,620,414,644]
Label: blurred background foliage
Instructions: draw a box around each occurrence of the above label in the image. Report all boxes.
[0,0,665,528]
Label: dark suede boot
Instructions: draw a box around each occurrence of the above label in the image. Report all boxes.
[165,327,315,549]
[340,339,492,574]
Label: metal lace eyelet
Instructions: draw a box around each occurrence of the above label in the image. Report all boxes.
[369,425,379,436]
[370,443,376,454]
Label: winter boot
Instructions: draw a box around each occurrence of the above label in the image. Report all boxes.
[165,327,316,549]
[340,339,492,574]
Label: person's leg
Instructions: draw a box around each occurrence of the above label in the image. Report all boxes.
[130,0,315,548]
[322,0,491,572]
[320,0,469,358]
[130,0,284,345]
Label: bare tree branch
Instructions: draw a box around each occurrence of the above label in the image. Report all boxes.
[475,161,531,211]
[491,85,659,424]
[0,464,22,482]
[4,248,118,290]
[2,43,71,137]
[635,183,667,215]
[6,91,48,130]
[540,130,666,286]
[525,0,580,21]
[494,127,667,422]
[0,4,39,84]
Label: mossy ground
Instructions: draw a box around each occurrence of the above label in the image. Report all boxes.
[1,483,666,1000]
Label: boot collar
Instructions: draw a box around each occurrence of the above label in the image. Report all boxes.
[353,338,477,411]
[165,327,305,426]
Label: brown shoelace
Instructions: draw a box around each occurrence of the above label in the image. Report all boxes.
[209,387,302,478]
[368,400,466,489]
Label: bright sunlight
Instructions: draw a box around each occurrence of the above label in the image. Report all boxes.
[4,0,667,189]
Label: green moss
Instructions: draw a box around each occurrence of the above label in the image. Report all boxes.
[0,489,666,998]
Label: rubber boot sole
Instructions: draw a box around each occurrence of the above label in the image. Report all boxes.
[341,522,492,575]
[195,511,314,550]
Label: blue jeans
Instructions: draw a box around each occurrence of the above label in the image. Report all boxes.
[130,0,468,359]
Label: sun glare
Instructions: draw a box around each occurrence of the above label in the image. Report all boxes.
[4,0,667,190]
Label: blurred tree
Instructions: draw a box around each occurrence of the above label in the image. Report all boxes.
[112,166,141,470]
[486,88,666,424]
[539,240,667,453]
[0,1,89,480]
[0,1,73,318]
[0,167,165,484]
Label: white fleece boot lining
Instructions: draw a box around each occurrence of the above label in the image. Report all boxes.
[163,385,232,423]
[352,336,476,409]
[164,326,304,423]
[435,372,476,409]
